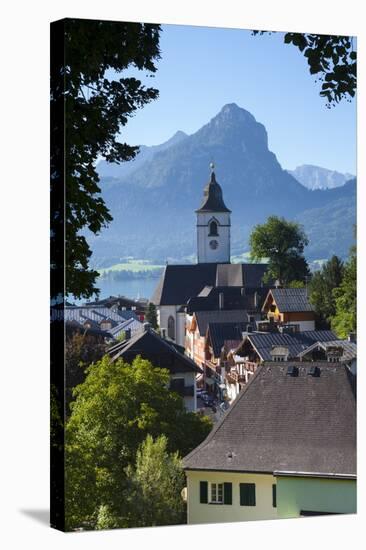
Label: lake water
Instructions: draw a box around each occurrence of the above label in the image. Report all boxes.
[78,276,160,304]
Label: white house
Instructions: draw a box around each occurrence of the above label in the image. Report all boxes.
[183,362,356,523]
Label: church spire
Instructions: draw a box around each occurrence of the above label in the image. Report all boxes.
[196,164,231,264]
[196,163,231,213]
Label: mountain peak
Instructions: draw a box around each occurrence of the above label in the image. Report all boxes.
[218,103,255,120]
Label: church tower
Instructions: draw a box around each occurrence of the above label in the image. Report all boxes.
[196,164,231,264]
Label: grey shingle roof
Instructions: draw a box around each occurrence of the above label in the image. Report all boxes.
[298,340,357,362]
[265,288,314,312]
[245,330,337,361]
[207,322,249,357]
[108,317,143,339]
[195,310,249,336]
[152,264,268,306]
[183,363,356,476]
[51,306,138,324]
[107,328,201,374]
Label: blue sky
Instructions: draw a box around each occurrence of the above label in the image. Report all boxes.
[119,24,356,174]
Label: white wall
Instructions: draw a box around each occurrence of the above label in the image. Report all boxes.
[186,470,278,524]
[157,305,186,346]
[171,371,197,412]
[197,212,230,263]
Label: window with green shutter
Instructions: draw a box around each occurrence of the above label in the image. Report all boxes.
[240,483,256,506]
[200,481,208,503]
[223,482,232,505]
[272,484,277,508]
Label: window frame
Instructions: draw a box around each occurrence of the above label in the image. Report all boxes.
[208,220,219,237]
[209,482,224,504]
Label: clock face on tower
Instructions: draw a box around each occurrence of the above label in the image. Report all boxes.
[209,239,219,250]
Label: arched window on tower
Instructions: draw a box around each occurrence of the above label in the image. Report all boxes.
[167,315,175,340]
[209,220,219,236]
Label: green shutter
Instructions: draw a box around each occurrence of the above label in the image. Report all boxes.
[272,484,277,508]
[223,482,232,505]
[200,481,208,504]
[240,483,256,506]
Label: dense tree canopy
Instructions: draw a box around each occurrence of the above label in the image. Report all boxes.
[51,19,161,299]
[65,355,211,530]
[249,216,310,285]
[145,302,158,329]
[331,245,356,338]
[253,31,356,106]
[124,435,186,528]
[309,255,344,328]
[65,331,106,414]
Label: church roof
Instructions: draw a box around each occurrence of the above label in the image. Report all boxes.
[151,263,269,306]
[196,171,231,213]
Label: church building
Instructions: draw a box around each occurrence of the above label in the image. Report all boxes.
[151,165,269,346]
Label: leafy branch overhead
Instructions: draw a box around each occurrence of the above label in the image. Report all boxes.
[51,19,161,299]
[253,31,356,106]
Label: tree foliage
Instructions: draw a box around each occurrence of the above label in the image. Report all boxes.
[253,31,356,106]
[331,245,356,338]
[65,331,106,414]
[249,216,310,285]
[124,435,186,527]
[51,19,161,299]
[309,255,344,327]
[145,302,158,329]
[65,355,211,530]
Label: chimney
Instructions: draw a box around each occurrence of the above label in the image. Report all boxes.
[348,332,356,343]
[254,291,259,309]
[219,292,224,310]
[125,328,131,340]
[241,287,245,296]
[143,322,151,332]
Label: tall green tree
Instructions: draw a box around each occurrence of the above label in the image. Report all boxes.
[65,331,106,414]
[65,355,211,530]
[145,302,158,329]
[51,19,161,299]
[253,32,356,107]
[249,216,310,285]
[123,435,186,528]
[331,245,356,338]
[309,255,344,327]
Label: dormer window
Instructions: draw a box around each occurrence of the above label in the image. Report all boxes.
[208,220,219,236]
[270,346,289,362]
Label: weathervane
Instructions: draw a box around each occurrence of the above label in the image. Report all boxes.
[210,161,215,174]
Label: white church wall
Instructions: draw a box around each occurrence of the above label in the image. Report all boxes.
[197,211,231,264]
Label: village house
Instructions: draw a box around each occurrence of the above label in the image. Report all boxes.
[261,287,316,332]
[185,309,249,370]
[84,294,147,321]
[222,329,340,401]
[151,166,270,346]
[202,321,247,401]
[183,362,356,524]
[51,305,143,343]
[107,323,201,412]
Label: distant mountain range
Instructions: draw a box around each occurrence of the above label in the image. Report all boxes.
[91,103,356,267]
[288,164,355,190]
